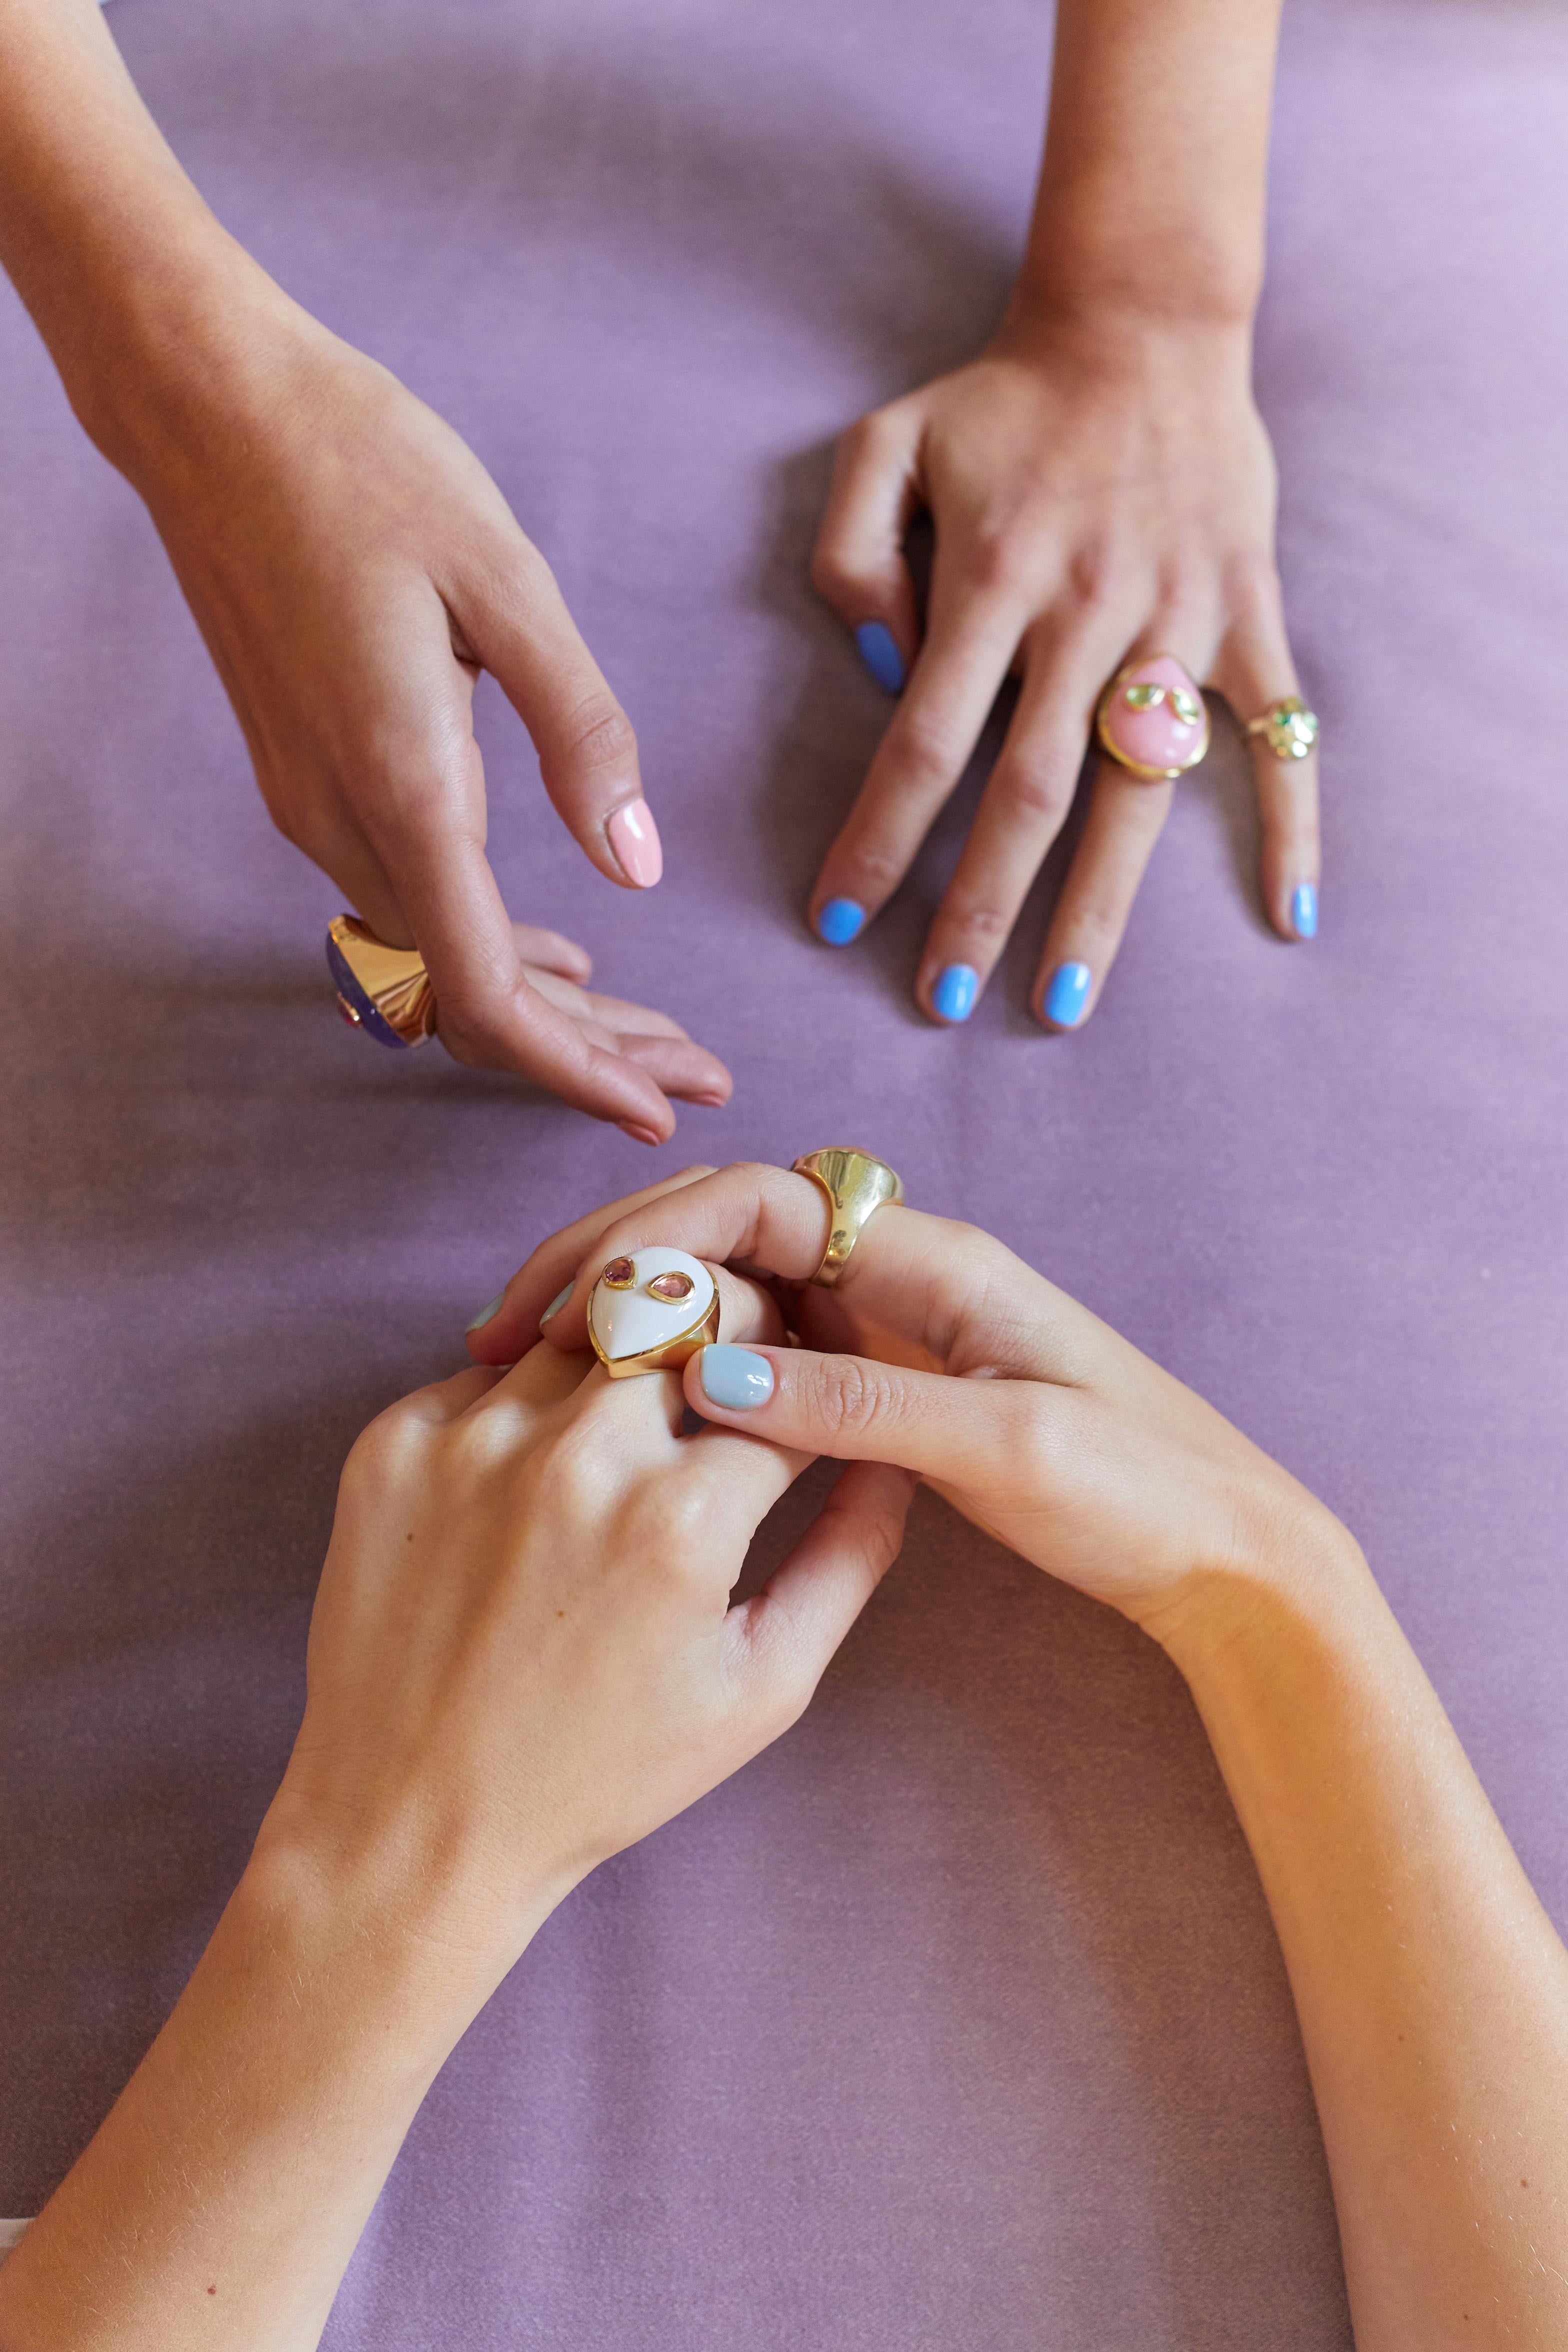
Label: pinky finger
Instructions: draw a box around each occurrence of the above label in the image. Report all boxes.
[1032,758,1173,1030]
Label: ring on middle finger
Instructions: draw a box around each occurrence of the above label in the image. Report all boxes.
[588,1246,721,1378]
[1094,654,1210,782]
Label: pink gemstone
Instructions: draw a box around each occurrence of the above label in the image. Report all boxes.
[600,1256,636,1288]
[1102,656,1208,776]
[648,1270,694,1301]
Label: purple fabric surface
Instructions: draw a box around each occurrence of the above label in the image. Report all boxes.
[3,0,1567,2341]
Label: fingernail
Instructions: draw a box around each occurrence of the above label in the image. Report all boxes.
[607,798,664,888]
[1290,882,1318,940]
[816,896,866,947]
[466,1292,506,1334]
[932,964,978,1024]
[618,1121,664,1146]
[699,1346,776,1410]
[1043,962,1092,1028]
[538,1284,573,1326]
[854,620,906,696]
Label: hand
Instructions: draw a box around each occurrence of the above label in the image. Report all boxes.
[99,275,731,1141]
[267,1206,910,1962]
[808,306,1320,1030]
[472,1157,1347,1644]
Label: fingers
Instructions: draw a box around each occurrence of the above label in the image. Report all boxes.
[807,582,1022,950]
[912,624,1120,1022]
[453,532,662,892]
[384,816,678,1135]
[1031,755,1174,1030]
[466,1166,718,1362]
[728,1460,914,1708]
[512,922,593,982]
[1211,616,1321,942]
[682,1340,1028,1488]
[521,970,732,1107]
[810,405,924,696]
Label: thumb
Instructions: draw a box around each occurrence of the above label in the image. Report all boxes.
[810,406,924,694]
[456,531,662,891]
[684,1342,1027,1490]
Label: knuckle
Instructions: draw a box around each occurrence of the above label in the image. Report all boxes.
[940,894,1014,953]
[996,753,1078,828]
[962,520,1036,600]
[888,708,964,796]
[1064,537,1132,616]
[810,1355,900,1447]
[556,694,638,776]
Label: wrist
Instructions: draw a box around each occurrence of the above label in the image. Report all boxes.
[1141,1508,1380,1703]
[997,273,1258,368]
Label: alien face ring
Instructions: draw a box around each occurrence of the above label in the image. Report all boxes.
[587,1247,720,1378]
[1095,654,1211,782]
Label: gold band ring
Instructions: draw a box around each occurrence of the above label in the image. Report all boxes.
[1241,697,1320,762]
[792,1147,906,1287]
[326,916,437,1049]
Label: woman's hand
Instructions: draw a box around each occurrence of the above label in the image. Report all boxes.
[270,1254,908,1956]
[809,307,1320,1031]
[102,286,731,1140]
[471,1156,1346,1645]
[0,1211,907,2348]
[0,0,729,1142]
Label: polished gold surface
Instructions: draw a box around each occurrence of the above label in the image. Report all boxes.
[327,916,438,1046]
[588,1285,720,1379]
[791,1146,906,1288]
[1242,696,1320,761]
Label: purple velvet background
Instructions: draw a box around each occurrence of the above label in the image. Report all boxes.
[3,0,1567,2342]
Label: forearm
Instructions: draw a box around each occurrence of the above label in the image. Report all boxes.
[0,0,291,464]
[1020,0,1283,326]
[0,1832,527,2352]
[1163,1540,1568,2348]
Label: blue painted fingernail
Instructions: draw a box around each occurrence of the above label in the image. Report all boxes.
[932,964,978,1024]
[1291,882,1318,940]
[816,896,866,947]
[854,620,906,696]
[538,1284,573,1326]
[466,1292,506,1334]
[1044,962,1092,1028]
[699,1346,776,1411]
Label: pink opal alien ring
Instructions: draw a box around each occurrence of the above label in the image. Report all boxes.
[1094,654,1211,783]
[588,1246,720,1378]
[326,916,437,1050]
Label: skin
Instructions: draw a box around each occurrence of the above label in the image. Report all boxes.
[5,1170,1564,2344]
[810,0,1321,1024]
[0,0,730,1142]
[476,1162,1568,2348]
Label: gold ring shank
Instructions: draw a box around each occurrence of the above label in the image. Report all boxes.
[792,1147,906,1287]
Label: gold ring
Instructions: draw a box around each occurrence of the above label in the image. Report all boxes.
[326,916,436,1049]
[588,1246,720,1378]
[1241,696,1319,761]
[791,1148,906,1288]
[1094,654,1210,782]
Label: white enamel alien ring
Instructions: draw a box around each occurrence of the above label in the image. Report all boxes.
[587,1246,721,1379]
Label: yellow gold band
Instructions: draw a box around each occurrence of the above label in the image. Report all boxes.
[791,1148,906,1287]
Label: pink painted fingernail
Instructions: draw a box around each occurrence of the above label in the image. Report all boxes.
[1096,654,1210,779]
[608,798,663,888]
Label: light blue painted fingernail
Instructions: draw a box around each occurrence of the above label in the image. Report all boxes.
[538,1284,574,1326]
[854,620,906,695]
[699,1346,776,1411]
[1291,882,1318,940]
[1044,962,1092,1028]
[466,1292,506,1334]
[932,964,978,1024]
[816,896,866,946]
